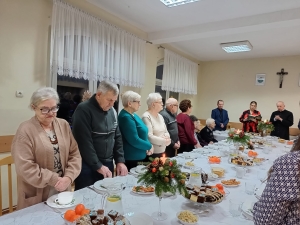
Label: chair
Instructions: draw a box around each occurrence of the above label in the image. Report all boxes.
[0,155,14,216]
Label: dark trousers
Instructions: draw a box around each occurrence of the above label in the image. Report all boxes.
[125,158,147,171]
[74,160,114,191]
[165,146,176,157]
[177,144,194,154]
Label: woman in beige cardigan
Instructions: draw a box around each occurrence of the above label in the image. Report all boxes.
[11,87,81,209]
[142,93,171,158]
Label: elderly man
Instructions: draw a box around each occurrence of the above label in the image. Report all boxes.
[199,118,218,144]
[270,101,293,140]
[160,98,180,157]
[211,100,229,131]
[72,80,127,190]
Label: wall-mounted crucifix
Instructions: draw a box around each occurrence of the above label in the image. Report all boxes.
[276,68,288,88]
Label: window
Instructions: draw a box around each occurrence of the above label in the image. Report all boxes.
[155,61,179,106]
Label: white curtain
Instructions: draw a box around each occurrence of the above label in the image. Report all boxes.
[50,0,146,87]
[162,49,198,95]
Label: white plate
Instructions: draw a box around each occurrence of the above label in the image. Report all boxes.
[46,193,82,209]
[125,212,153,225]
[93,180,122,192]
[135,166,146,174]
[131,190,154,195]
[254,183,266,200]
[222,184,240,187]
[176,211,199,225]
[241,198,256,220]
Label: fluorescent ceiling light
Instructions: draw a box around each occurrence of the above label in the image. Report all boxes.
[220,41,253,53]
[160,0,199,7]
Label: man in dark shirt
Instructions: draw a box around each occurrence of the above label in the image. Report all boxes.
[270,101,293,140]
[160,98,180,157]
[72,80,127,190]
[211,100,229,131]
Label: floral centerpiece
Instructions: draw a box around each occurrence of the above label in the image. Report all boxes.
[138,157,188,197]
[138,157,188,221]
[257,120,274,136]
[227,129,250,145]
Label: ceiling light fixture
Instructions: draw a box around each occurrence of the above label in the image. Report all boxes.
[220,40,253,53]
[160,0,199,7]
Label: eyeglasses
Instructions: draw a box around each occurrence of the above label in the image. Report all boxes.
[154,101,163,105]
[38,106,59,114]
[172,104,178,107]
[132,100,141,104]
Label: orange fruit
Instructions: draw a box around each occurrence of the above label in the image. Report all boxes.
[219,189,225,195]
[80,209,90,216]
[216,183,223,190]
[71,214,81,222]
[64,210,76,222]
[75,204,85,215]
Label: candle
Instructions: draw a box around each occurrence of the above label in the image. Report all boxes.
[235,129,241,134]
[160,154,166,164]
[264,119,267,123]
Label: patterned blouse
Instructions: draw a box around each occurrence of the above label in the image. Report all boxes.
[253,151,300,225]
[239,109,261,132]
[47,130,63,177]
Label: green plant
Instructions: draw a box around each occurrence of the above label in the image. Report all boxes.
[138,158,188,197]
[227,129,250,145]
[257,121,274,132]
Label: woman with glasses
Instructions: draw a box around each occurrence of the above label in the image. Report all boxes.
[118,91,153,170]
[11,87,81,209]
[142,93,171,158]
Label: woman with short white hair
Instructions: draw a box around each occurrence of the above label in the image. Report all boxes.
[118,91,153,170]
[142,93,171,158]
[11,87,81,209]
[199,118,218,144]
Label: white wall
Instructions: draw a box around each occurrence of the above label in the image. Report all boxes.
[197,56,300,126]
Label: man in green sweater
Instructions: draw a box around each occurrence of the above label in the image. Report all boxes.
[72,80,127,190]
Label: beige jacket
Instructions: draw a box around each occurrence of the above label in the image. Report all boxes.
[142,111,170,154]
[11,117,81,210]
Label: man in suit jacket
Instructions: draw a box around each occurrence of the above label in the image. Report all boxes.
[211,100,229,131]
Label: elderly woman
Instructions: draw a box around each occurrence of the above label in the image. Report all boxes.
[142,93,171,158]
[11,87,81,209]
[118,91,153,170]
[239,101,262,132]
[199,118,218,144]
[177,100,200,153]
[253,137,300,224]
[190,115,206,147]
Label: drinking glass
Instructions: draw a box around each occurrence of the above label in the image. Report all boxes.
[257,171,267,183]
[245,182,256,195]
[229,199,242,217]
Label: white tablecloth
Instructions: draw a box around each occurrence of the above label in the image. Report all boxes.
[0,141,290,225]
[214,131,229,142]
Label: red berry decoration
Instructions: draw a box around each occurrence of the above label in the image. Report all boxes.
[169,162,173,167]
[152,168,157,173]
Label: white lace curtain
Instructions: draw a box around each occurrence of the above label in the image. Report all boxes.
[162,49,198,95]
[50,0,146,87]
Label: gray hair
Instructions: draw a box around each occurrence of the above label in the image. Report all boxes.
[146,93,162,108]
[206,118,215,126]
[97,80,119,95]
[165,98,177,106]
[121,91,141,107]
[30,87,59,107]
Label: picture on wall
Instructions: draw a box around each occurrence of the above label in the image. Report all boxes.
[255,74,266,86]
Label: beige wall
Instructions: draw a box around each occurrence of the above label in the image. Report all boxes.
[197,56,300,127]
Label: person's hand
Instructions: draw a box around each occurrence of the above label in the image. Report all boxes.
[165,138,171,146]
[147,146,154,155]
[54,176,72,192]
[116,163,128,176]
[251,118,257,122]
[220,123,224,128]
[209,141,214,144]
[177,141,180,148]
[195,143,202,148]
[97,165,112,178]
[275,115,282,121]
[243,118,248,122]
[173,143,180,149]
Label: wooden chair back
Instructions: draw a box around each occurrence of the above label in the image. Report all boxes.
[0,155,14,215]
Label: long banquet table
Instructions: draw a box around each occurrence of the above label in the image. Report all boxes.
[0,139,291,225]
